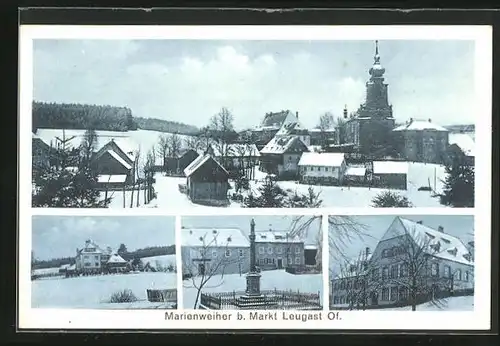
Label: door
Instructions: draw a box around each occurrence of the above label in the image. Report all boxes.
[198,263,205,276]
[371,291,378,306]
[277,258,283,269]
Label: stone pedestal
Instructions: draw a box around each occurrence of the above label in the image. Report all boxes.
[245,272,261,296]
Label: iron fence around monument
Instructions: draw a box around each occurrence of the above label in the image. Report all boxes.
[199,289,322,310]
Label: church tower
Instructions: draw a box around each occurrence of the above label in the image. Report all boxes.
[361,40,393,119]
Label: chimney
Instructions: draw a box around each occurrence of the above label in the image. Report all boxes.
[343,105,348,119]
[428,118,432,123]
[437,226,444,233]
[409,118,414,124]
[416,220,423,225]
[365,247,370,257]
[296,111,299,119]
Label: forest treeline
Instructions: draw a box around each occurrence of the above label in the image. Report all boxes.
[32,101,199,135]
[32,245,175,270]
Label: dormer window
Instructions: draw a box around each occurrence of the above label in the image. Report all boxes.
[441,237,451,244]
[425,232,435,239]
[227,236,232,242]
[430,241,441,253]
[447,247,458,256]
[261,235,267,239]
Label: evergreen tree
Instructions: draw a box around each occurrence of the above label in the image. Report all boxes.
[243,175,287,208]
[439,154,475,207]
[371,191,413,207]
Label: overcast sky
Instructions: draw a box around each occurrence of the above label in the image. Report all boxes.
[329,214,474,274]
[33,39,475,130]
[182,215,321,245]
[32,215,175,260]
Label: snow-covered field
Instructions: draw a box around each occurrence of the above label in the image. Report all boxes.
[182,269,323,309]
[383,295,474,311]
[32,267,61,276]
[32,272,177,309]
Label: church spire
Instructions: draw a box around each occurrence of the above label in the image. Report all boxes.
[369,40,385,80]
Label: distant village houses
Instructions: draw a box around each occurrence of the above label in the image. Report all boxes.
[447,133,475,166]
[371,161,408,190]
[163,148,200,176]
[260,136,309,179]
[298,152,347,186]
[254,230,306,270]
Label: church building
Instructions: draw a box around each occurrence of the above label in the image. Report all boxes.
[340,41,396,158]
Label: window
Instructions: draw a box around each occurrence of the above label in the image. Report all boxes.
[372,268,379,281]
[238,249,244,257]
[225,249,231,257]
[295,247,300,254]
[465,271,470,282]
[391,265,399,279]
[347,281,352,289]
[382,249,388,258]
[83,256,89,261]
[382,288,389,301]
[267,247,273,255]
[382,266,389,280]
[325,167,329,172]
[212,250,218,258]
[258,246,265,254]
[334,282,339,290]
[258,259,265,265]
[399,263,408,277]
[84,262,91,267]
[288,257,293,265]
[390,287,398,301]
[399,287,408,301]
[444,265,451,278]
[295,257,300,265]
[340,280,346,290]
[317,167,320,171]
[431,263,439,277]
[334,296,339,304]
[95,262,99,267]
[455,269,462,281]
[277,246,283,254]
[94,255,99,260]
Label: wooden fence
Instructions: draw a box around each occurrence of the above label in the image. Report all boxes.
[146,289,177,303]
[200,289,322,310]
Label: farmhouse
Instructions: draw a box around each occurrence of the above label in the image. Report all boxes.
[92,139,137,188]
[298,152,346,185]
[254,230,305,271]
[372,161,408,190]
[75,240,103,274]
[260,136,309,179]
[164,148,200,176]
[331,217,474,309]
[393,118,449,164]
[184,154,230,206]
[181,228,250,276]
[447,133,475,166]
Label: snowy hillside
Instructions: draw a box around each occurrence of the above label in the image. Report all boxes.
[383,295,474,311]
[182,269,323,309]
[32,272,176,309]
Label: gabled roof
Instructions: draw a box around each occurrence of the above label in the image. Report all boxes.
[298,152,345,167]
[106,149,133,170]
[260,135,309,155]
[182,228,249,248]
[183,154,229,177]
[380,217,473,266]
[259,110,293,129]
[373,161,408,174]
[79,240,103,254]
[393,119,448,132]
[107,254,127,264]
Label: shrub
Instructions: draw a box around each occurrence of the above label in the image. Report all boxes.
[371,191,413,207]
[109,289,138,303]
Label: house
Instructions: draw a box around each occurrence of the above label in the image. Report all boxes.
[344,166,367,185]
[393,118,449,164]
[251,110,298,148]
[75,240,103,274]
[447,133,475,166]
[309,128,337,147]
[164,149,200,176]
[181,228,250,276]
[298,152,346,185]
[372,161,408,190]
[184,154,230,206]
[274,111,310,147]
[254,230,305,271]
[304,245,319,266]
[92,139,137,188]
[260,136,310,179]
[208,143,261,179]
[32,133,53,170]
[331,217,474,309]
[106,253,128,273]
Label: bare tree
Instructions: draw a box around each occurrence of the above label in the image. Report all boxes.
[182,232,240,309]
[317,112,335,148]
[209,107,235,165]
[335,116,346,145]
[166,133,183,174]
[157,135,169,172]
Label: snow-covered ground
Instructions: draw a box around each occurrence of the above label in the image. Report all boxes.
[383,295,474,311]
[182,269,323,309]
[32,272,177,309]
[142,254,176,271]
[32,267,61,276]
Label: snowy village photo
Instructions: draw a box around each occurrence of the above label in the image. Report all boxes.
[30,39,476,209]
[328,215,475,311]
[31,215,177,309]
[180,215,323,310]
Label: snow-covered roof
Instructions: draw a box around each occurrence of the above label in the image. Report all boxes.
[183,154,229,177]
[373,161,408,174]
[260,136,306,155]
[260,110,293,128]
[80,240,103,254]
[298,152,345,167]
[67,264,76,270]
[107,150,133,170]
[395,217,473,266]
[59,264,70,269]
[275,121,308,137]
[211,144,261,157]
[345,166,366,176]
[182,228,249,248]
[255,230,303,243]
[98,174,127,183]
[107,254,127,264]
[304,244,318,250]
[449,133,475,157]
[393,119,448,132]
